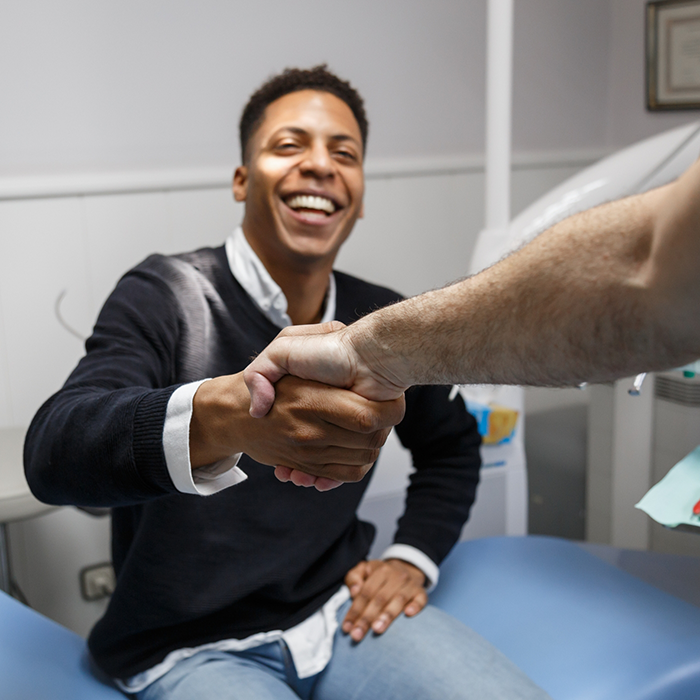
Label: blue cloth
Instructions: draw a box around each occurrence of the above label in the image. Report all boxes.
[137,600,549,700]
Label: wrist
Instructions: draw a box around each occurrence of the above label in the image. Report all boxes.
[342,314,410,399]
[190,373,250,467]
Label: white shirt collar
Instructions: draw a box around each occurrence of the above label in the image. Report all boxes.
[225,226,336,329]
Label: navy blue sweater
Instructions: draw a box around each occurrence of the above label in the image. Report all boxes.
[24,246,481,679]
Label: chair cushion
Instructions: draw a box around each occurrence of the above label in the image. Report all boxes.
[0,590,125,700]
[431,536,700,700]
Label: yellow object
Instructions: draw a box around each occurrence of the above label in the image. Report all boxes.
[483,404,519,445]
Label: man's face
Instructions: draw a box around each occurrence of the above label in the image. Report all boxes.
[234,90,365,269]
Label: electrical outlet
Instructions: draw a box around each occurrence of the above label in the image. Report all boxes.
[80,563,116,601]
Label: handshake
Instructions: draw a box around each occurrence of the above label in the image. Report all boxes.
[240,320,409,491]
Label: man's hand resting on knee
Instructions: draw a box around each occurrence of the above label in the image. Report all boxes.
[190,372,405,491]
[342,559,428,642]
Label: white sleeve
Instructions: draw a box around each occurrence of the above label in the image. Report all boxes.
[381,543,440,592]
[162,379,248,495]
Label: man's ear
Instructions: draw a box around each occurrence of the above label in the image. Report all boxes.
[358,201,364,219]
[233,166,248,202]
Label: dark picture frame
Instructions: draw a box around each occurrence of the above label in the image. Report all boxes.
[647,0,700,110]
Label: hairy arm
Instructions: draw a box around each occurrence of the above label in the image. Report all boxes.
[245,159,700,415]
[348,171,700,388]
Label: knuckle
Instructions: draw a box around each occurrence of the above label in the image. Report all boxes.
[366,560,382,575]
[354,407,380,433]
[354,592,369,607]
[392,397,407,421]
[361,448,381,466]
[371,593,388,609]
[393,592,408,607]
[404,585,423,597]
[288,426,318,447]
[367,430,388,451]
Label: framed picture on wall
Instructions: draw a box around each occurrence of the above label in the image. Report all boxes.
[647,0,700,109]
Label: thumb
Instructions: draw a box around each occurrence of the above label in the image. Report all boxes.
[244,366,280,418]
[244,322,348,418]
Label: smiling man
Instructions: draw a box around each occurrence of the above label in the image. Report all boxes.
[25,67,549,700]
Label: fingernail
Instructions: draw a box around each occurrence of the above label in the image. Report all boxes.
[342,621,352,633]
[351,627,364,641]
[372,619,385,633]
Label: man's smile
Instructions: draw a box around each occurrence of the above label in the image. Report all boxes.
[282,191,343,224]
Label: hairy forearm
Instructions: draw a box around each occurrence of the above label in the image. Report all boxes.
[347,166,700,388]
[244,160,700,425]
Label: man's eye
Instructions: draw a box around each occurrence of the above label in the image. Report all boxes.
[335,150,357,161]
[276,143,299,152]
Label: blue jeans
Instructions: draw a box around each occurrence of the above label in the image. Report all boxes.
[137,602,550,700]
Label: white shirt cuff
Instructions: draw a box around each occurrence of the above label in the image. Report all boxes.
[381,544,440,592]
[163,379,247,495]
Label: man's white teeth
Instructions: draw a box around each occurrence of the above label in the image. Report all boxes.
[286,194,336,214]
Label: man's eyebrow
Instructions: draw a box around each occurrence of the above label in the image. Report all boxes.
[329,134,361,146]
[279,126,309,138]
[274,127,360,146]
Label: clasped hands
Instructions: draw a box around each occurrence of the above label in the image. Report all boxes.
[240,320,408,490]
[190,322,407,491]
[342,558,427,642]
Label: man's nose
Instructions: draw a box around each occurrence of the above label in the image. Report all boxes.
[299,141,334,179]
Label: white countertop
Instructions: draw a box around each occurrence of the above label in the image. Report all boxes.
[0,427,55,522]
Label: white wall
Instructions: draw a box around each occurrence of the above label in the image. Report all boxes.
[4,2,693,179]
[513,0,612,152]
[1,0,616,177]
[0,0,481,173]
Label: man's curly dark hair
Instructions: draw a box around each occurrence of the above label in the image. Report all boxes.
[239,65,368,162]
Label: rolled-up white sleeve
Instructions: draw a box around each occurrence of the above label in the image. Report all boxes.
[163,379,248,495]
[381,543,440,592]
